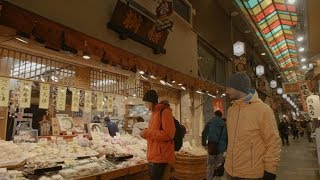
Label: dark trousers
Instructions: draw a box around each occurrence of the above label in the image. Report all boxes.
[281,134,289,145]
[307,132,313,142]
[293,130,299,139]
[149,163,167,180]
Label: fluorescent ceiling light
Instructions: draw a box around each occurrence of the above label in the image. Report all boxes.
[300,58,306,62]
[299,47,305,52]
[297,36,304,42]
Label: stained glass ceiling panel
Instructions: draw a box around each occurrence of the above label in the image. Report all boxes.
[237,0,304,82]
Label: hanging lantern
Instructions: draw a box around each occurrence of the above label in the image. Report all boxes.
[282,93,287,98]
[277,88,283,95]
[270,80,277,88]
[256,65,265,76]
[286,97,290,101]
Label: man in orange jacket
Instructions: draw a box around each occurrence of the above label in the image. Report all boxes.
[141,90,176,180]
[224,72,281,180]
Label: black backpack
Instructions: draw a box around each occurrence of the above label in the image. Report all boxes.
[160,108,186,151]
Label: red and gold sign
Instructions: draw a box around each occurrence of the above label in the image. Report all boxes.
[213,98,224,114]
[283,82,299,94]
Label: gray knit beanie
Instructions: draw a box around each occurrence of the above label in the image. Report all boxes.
[227,72,251,94]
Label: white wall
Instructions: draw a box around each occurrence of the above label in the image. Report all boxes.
[9,0,198,77]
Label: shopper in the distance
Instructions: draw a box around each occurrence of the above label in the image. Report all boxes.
[202,110,227,180]
[140,90,175,180]
[104,117,119,137]
[278,119,290,146]
[224,72,281,180]
[306,119,313,142]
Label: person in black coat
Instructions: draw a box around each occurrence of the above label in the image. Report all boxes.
[279,119,289,146]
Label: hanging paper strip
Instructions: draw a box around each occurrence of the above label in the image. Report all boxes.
[0,77,10,107]
[299,81,311,112]
[71,89,80,112]
[306,95,320,119]
[39,83,50,109]
[84,90,92,113]
[107,94,114,113]
[19,80,32,108]
[96,92,104,112]
[56,87,67,111]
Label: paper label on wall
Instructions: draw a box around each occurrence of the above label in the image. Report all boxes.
[299,81,311,112]
[84,90,92,113]
[71,89,80,112]
[96,92,104,112]
[56,87,67,111]
[0,77,10,107]
[307,95,320,119]
[39,83,50,109]
[107,94,114,113]
[19,80,32,108]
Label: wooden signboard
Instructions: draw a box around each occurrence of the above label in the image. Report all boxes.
[108,0,169,54]
[0,107,8,140]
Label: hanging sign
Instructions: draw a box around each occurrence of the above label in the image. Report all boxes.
[96,92,104,112]
[71,89,80,112]
[283,82,299,94]
[155,0,173,31]
[56,87,67,111]
[39,83,50,109]
[213,98,224,114]
[19,80,32,108]
[0,77,10,107]
[233,56,247,73]
[107,94,114,113]
[299,81,311,112]
[84,90,92,113]
[306,95,320,119]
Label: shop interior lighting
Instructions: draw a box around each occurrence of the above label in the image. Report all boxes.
[300,58,306,62]
[140,74,148,80]
[302,65,307,70]
[15,37,28,43]
[160,79,166,85]
[166,81,173,87]
[82,52,90,60]
[221,93,226,97]
[171,80,176,84]
[150,74,157,79]
[207,92,216,98]
[196,90,205,94]
[298,47,305,52]
[139,71,145,75]
[286,97,290,101]
[309,63,314,69]
[277,88,283,95]
[287,0,296,4]
[178,83,183,86]
[261,52,266,56]
[297,36,304,42]
[40,76,45,82]
[181,86,186,91]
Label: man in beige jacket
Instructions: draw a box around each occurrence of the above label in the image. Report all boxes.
[224,72,281,180]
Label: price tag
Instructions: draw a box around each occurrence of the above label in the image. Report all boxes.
[66,131,73,135]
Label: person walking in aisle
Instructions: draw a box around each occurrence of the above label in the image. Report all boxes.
[278,119,290,146]
[224,72,281,180]
[306,119,313,142]
[291,120,299,140]
[202,110,227,180]
[140,90,175,180]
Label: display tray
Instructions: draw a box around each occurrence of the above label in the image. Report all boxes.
[0,158,27,169]
[106,155,134,163]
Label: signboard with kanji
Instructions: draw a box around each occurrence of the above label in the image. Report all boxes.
[306,95,320,119]
[213,98,224,114]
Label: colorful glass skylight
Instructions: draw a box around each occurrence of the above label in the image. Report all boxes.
[236,0,302,82]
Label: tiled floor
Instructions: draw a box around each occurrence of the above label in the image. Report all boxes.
[276,136,320,180]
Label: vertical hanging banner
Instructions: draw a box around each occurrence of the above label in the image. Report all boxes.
[213,98,224,114]
[306,95,320,119]
[71,89,80,112]
[56,87,67,111]
[96,92,104,112]
[84,90,92,113]
[107,94,114,113]
[19,80,32,108]
[299,81,311,112]
[39,83,50,109]
[0,77,10,107]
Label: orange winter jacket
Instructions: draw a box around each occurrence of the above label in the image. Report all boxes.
[144,101,176,163]
[224,91,281,178]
